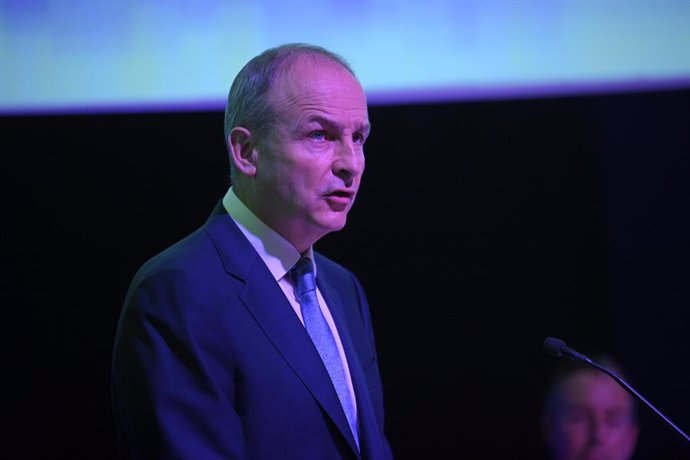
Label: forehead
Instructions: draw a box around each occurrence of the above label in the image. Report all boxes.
[268,56,368,122]
[557,372,632,411]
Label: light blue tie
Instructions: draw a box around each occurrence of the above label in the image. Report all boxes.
[291,257,359,449]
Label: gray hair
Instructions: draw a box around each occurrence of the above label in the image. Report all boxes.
[223,43,356,180]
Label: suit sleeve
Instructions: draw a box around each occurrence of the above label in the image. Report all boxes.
[112,268,246,460]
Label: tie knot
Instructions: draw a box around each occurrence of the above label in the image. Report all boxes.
[291,257,316,297]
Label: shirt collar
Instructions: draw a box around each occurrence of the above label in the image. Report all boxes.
[222,187,315,281]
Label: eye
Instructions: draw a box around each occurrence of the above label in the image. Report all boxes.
[309,130,328,141]
[605,411,627,428]
[352,132,365,144]
[563,408,588,425]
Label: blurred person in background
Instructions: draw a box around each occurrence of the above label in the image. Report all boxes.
[542,354,639,460]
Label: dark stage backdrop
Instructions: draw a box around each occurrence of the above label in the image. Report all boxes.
[1,89,688,459]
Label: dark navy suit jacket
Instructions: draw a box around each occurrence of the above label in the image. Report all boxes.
[112,203,393,459]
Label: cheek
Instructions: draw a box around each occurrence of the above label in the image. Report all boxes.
[300,161,333,188]
[610,425,637,446]
[263,155,311,190]
[558,422,589,450]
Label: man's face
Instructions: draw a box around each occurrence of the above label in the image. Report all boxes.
[250,57,369,252]
[544,372,639,460]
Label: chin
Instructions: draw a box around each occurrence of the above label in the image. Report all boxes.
[317,214,348,233]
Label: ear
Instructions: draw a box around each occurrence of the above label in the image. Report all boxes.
[228,127,258,177]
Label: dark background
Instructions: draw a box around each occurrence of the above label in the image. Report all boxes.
[1,88,689,459]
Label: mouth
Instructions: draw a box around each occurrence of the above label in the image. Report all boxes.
[323,190,355,210]
[327,190,354,199]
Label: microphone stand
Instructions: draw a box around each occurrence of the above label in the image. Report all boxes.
[543,336,690,446]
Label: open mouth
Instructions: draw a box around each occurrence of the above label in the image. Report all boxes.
[324,191,353,210]
[329,190,353,199]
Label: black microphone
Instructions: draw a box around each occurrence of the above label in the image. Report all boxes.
[543,336,690,446]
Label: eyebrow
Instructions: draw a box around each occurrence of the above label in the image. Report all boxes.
[303,115,371,137]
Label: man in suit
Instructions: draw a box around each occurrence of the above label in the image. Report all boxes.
[112,43,393,459]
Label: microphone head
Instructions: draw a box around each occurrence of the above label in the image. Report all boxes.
[543,337,566,358]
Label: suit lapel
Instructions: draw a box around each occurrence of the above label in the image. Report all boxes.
[240,269,359,451]
[203,203,358,454]
[318,274,380,459]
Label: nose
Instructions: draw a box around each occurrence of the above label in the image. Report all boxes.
[588,417,607,446]
[333,139,364,185]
